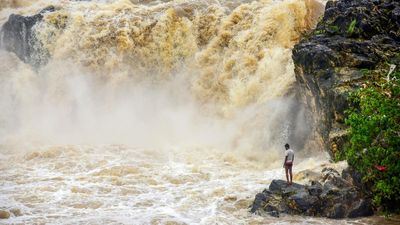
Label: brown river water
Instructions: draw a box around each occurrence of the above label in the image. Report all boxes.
[0,0,398,224]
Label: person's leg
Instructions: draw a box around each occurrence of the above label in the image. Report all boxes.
[285,166,289,184]
[289,165,293,184]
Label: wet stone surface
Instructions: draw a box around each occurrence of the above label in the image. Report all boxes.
[250,168,374,219]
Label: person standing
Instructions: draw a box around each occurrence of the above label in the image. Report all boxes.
[283,143,294,185]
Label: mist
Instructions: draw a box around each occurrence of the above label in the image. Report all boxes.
[0,50,312,163]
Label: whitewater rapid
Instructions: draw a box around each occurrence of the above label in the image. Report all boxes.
[0,0,384,224]
[0,144,365,224]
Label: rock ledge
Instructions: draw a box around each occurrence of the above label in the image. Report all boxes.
[250,168,373,219]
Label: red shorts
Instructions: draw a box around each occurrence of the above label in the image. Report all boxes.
[285,162,293,169]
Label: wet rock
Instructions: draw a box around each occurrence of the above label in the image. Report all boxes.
[293,0,400,157]
[0,210,10,219]
[288,191,319,214]
[250,192,267,213]
[0,6,56,66]
[348,199,374,218]
[342,167,363,189]
[307,181,323,196]
[269,180,305,194]
[264,205,280,218]
[250,167,373,219]
[250,189,273,214]
[326,203,346,219]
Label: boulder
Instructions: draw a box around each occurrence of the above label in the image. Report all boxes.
[269,180,305,194]
[250,166,374,219]
[0,6,56,66]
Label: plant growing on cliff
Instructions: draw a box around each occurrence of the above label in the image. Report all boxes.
[347,19,357,35]
[344,67,400,213]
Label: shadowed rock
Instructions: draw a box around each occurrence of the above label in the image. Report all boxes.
[0,6,55,66]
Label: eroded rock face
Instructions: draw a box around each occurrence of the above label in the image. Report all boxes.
[250,168,373,219]
[293,0,400,156]
[0,6,55,66]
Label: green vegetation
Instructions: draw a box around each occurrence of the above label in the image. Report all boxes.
[342,65,400,213]
[360,68,370,76]
[329,25,339,33]
[314,30,324,35]
[347,19,357,34]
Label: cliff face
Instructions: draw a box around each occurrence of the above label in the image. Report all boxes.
[293,0,400,157]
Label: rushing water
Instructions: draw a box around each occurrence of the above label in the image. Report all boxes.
[0,0,396,224]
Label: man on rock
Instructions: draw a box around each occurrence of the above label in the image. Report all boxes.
[283,143,294,185]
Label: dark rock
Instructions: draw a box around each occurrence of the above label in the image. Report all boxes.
[293,0,400,157]
[0,6,56,66]
[268,210,279,218]
[307,182,323,197]
[1,14,43,63]
[342,167,364,190]
[288,191,319,214]
[348,199,374,218]
[251,171,373,219]
[327,203,347,219]
[269,179,305,194]
[250,192,268,213]
[264,205,280,218]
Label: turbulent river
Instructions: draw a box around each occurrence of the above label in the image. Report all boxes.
[0,0,396,224]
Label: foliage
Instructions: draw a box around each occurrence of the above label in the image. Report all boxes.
[329,25,339,33]
[314,29,325,35]
[360,68,370,76]
[344,67,400,213]
[347,19,357,34]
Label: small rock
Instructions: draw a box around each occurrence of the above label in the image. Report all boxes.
[0,210,10,219]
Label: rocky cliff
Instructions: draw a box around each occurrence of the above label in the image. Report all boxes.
[293,0,400,157]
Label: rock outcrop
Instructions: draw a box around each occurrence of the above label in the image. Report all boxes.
[250,167,373,219]
[0,6,55,66]
[293,0,400,156]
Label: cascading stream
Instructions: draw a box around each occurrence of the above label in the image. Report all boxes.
[0,0,370,224]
